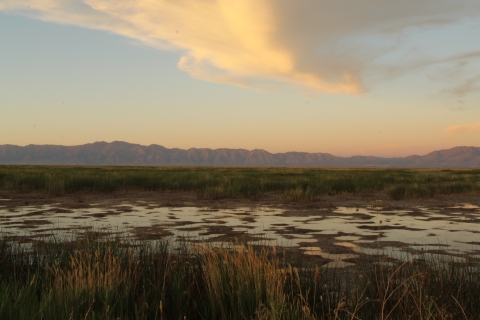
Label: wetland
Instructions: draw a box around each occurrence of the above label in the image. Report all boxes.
[2,192,480,267]
[1,166,480,319]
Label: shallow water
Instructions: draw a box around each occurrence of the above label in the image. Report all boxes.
[1,201,480,266]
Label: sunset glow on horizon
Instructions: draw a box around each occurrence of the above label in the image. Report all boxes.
[1,1,480,157]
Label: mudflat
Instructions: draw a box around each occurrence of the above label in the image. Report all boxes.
[2,190,479,267]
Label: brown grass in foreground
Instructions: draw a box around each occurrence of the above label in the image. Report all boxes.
[0,231,479,319]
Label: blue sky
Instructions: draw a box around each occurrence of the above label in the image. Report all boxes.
[1,1,480,157]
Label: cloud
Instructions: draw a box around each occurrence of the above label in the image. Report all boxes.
[446,123,480,134]
[1,0,480,93]
[450,106,469,111]
[449,74,480,98]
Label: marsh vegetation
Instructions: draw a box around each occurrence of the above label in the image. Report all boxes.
[1,232,479,319]
[1,166,480,200]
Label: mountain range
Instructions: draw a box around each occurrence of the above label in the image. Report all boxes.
[0,141,479,168]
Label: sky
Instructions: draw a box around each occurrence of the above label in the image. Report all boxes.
[1,0,480,157]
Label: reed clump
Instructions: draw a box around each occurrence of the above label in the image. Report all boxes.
[282,186,318,202]
[0,232,479,319]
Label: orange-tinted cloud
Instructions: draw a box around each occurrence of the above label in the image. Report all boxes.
[1,0,479,94]
[446,123,480,134]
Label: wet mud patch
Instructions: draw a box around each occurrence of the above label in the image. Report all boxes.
[461,241,480,246]
[271,226,319,235]
[87,210,122,218]
[49,208,74,214]
[21,219,53,227]
[240,216,256,223]
[176,226,205,232]
[131,227,174,241]
[357,225,427,231]
[360,241,415,249]
[204,233,269,243]
[19,210,50,217]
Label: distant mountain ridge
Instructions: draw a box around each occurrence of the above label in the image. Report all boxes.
[0,141,479,168]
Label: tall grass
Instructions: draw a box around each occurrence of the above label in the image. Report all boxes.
[1,166,480,200]
[1,233,479,319]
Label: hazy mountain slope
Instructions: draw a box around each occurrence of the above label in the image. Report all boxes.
[404,146,480,167]
[0,142,479,167]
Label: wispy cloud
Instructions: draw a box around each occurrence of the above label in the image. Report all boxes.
[448,74,480,98]
[1,0,480,93]
[446,123,480,134]
[450,106,469,112]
